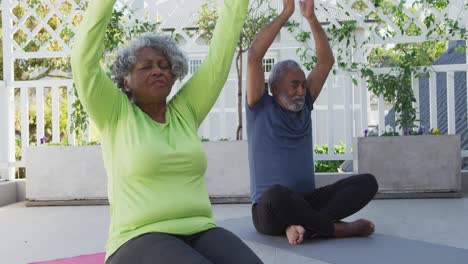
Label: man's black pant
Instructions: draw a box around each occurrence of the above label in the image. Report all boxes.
[251,174,378,237]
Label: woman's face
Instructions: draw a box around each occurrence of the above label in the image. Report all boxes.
[124,47,175,104]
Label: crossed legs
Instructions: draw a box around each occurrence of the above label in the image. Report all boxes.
[251,174,378,244]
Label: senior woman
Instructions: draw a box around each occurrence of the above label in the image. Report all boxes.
[71,0,262,263]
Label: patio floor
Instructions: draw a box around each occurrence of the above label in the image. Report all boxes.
[1,190,468,264]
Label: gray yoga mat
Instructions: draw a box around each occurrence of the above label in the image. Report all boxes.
[218,217,468,264]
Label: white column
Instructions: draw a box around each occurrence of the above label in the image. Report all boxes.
[378,95,386,135]
[1,0,15,179]
[412,73,420,130]
[344,73,353,153]
[326,79,333,154]
[51,86,60,142]
[67,86,76,145]
[429,72,438,129]
[354,28,368,135]
[0,82,14,180]
[36,86,45,145]
[446,72,456,134]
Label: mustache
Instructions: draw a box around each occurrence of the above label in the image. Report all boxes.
[292,96,305,102]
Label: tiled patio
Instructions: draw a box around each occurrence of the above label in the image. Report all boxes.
[2,185,468,264]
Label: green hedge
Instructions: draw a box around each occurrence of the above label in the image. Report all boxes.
[314,142,346,173]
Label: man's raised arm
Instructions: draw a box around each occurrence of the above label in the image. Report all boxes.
[300,0,334,104]
[246,0,295,108]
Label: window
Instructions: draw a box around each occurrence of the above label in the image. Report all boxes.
[263,58,276,73]
[189,59,203,75]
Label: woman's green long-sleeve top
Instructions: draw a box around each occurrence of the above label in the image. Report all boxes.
[71,0,248,259]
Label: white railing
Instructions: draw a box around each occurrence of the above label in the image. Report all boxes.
[3,67,468,178]
[2,64,468,178]
[369,64,468,137]
[0,76,468,178]
[425,64,468,135]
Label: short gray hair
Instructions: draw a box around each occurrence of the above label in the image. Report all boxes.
[112,33,188,92]
[268,60,302,92]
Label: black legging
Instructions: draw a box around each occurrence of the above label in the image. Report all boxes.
[252,174,378,237]
[106,227,263,264]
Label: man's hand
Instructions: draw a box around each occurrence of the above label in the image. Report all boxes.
[282,0,295,17]
[299,0,316,21]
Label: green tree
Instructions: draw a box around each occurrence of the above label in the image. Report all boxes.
[288,0,466,134]
[363,41,447,132]
[196,0,277,140]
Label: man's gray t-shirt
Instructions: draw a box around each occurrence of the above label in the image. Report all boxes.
[246,90,315,203]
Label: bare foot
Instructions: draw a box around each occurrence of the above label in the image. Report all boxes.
[334,219,375,238]
[286,225,306,245]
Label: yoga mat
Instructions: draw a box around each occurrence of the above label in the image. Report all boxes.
[30,253,105,264]
[219,217,468,264]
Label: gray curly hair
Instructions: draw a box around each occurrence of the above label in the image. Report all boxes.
[268,60,302,92]
[112,33,188,93]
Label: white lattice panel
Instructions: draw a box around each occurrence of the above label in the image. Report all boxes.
[7,0,84,57]
[316,0,466,45]
[3,0,219,59]
[3,0,466,60]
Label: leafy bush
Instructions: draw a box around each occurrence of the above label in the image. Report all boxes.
[314,142,346,173]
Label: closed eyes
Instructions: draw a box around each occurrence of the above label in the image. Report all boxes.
[137,62,170,71]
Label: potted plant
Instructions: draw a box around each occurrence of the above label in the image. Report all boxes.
[354,127,462,198]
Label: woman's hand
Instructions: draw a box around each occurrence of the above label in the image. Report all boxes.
[299,0,316,21]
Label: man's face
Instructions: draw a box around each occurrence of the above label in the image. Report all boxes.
[272,67,307,112]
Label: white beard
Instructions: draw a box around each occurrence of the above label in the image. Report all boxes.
[277,92,305,112]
